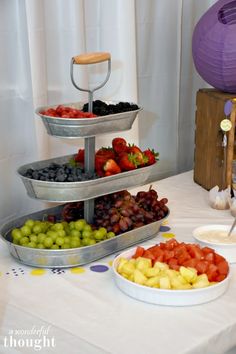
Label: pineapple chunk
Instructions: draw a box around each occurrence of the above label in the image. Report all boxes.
[145,276,161,287]
[133,269,147,285]
[179,266,197,283]
[135,257,152,272]
[192,274,209,289]
[121,261,135,276]
[176,274,188,285]
[128,274,134,282]
[159,276,171,289]
[117,258,128,274]
[154,262,169,271]
[170,277,185,289]
[165,269,179,279]
[145,267,160,278]
[128,258,136,266]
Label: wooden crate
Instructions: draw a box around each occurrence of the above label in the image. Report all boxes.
[194,89,236,190]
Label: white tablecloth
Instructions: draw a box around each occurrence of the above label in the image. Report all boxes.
[0,171,236,354]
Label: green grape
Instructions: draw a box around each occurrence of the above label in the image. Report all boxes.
[37,233,46,244]
[61,221,68,228]
[93,230,104,240]
[44,237,53,248]
[46,230,58,242]
[70,239,80,248]
[52,223,63,231]
[64,226,71,235]
[81,238,91,246]
[70,229,81,238]
[61,243,70,249]
[57,230,66,238]
[25,219,35,228]
[29,234,38,243]
[27,241,37,248]
[21,225,31,236]
[88,239,96,246]
[51,244,59,249]
[13,239,19,245]
[11,229,22,242]
[106,232,115,239]
[82,230,93,238]
[11,228,22,239]
[37,243,45,249]
[64,236,71,243]
[98,227,107,237]
[83,224,92,232]
[71,236,80,242]
[19,237,30,245]
[55,237,64,246]
[40,222,48,233]
[69,221,75,230]
[74,219,86,231]
[32,224,43,234]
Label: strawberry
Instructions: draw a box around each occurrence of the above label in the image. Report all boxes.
[96,147,115,160]
[112,137,128,154]
[118,152,140,171]
[127,145,148,166]
[103,159,121,176]
[95,148,115,176]
[143,149,159,166]
[74,149,85,163]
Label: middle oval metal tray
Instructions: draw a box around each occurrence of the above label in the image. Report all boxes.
[17,155,159,202]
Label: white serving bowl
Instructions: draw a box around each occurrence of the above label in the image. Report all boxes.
[193,225,236,263]
[112,246,230,306]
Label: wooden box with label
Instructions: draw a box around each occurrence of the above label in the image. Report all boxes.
[194,89,236,190]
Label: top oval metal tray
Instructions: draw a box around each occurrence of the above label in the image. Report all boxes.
[35,101,142,138]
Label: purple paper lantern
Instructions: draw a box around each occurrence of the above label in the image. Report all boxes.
[192,0,236,93]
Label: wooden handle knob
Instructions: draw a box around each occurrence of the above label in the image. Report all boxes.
[73,52,111,65]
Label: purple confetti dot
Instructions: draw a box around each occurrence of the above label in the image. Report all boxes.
[6,273,9,275]
[15,274,18,276]
[160,226,171,232]
[90,265,109,273]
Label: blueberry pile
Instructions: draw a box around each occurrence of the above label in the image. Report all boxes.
[24,163,98,182]
[82,100,139,116]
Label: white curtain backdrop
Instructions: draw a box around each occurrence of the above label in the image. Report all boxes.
[0,0,216,223]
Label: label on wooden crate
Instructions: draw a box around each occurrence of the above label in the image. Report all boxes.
[220,119,232,132]
[224,100,233,116]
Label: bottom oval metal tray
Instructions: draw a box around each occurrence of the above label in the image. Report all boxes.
[0,204,169,268]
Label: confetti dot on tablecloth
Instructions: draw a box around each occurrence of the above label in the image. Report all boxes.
[159,226,171,232]
[161,220,169,225]
[90,265,109,273]
[108,260,113,267]
[5,268,25,276]
[51,268,65,275]
[30,269,46,276]
[162,233,175,239]
[70,267,85,274]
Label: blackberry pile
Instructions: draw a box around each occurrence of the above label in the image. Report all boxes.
[82,100,139,116]
[24,163,98,182]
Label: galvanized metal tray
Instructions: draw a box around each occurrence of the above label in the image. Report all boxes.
[17,155,158,202]
[0,204,169,268]
[35,101,142,138]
